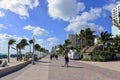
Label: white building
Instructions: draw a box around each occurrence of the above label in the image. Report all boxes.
[112,25,119,37]
[112,4,120,37]
[94,37,100,45]
[67,34,77,48]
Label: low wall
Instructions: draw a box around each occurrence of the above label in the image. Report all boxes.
[0,60,32,77]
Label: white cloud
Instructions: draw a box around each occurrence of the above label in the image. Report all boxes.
[65,21,104,34]
[65,8,104,33]
[0,0,39,17]
[36,39,44,45]
[0,33,24,41]
[103,3,116,12]
[47,37,59,50]
[23,25,49,36]
[47,37,58,43]
[0,11,5,17]
[47,0,85,21]
[103,1,120,12]
[0,33,29,53]
[75,8,102,22]
[0,24,7,30]
[109,0,116,2]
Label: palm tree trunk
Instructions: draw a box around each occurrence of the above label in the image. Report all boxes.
[16,48,19,61]
[103,42,105,51]
[19,49,22,61]
[8,45,10,63]
[85,38,87,47]
[81,39,83,49]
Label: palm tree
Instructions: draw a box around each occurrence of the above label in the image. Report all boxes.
[16,43,20,61]
[34,44,40,54]
[64,39,71,48]
[17,39,28,61]
[29,40,33,53]
[79,28,95,48]
[40,47,44,53]
[99,31,112,51]
[114,35,120,42]
[8,39,16,63]
[58,44,64,55]
[113,35,120,52]
[99,31,112,44]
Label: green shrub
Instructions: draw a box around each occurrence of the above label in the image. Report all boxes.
[92,50,111,61]
[81,58,90,61]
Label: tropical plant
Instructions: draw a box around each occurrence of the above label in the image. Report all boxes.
[17,39,28,61]
[99,31,112,44]
[99,31,112,51]
[93,50,111,61]
[34,44,40,54]
[64,39,71,48]
[8,39,16,63]
[79,28,95,48]
[29,40,33,53]
[16,43,19,61]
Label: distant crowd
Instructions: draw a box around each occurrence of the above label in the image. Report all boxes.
[50,53,58,60]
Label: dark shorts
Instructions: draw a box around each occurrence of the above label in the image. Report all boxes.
[65,59,69,63]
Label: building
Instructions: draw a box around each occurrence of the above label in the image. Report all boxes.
[67,33,84,49]
[67,34,80,49]
[112,25,120,37]
[112,4,120,37]
[94,37,100,45]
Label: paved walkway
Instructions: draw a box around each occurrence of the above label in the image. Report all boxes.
[1,56,120,80]
[48,57,120,80]
[79,60,120,72]
[1,56,50,80]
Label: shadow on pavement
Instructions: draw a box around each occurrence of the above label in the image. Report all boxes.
[49,64,84,69]
[66,65,84,68]
[36,60,51,63]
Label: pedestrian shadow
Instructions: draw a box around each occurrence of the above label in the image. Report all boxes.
[49,64,84,69]
[67,65,84,68]
[49,64,62,67]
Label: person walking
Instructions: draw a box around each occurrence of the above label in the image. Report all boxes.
[64,54,69,67]
[55,54,58,60]
[50,54,53,60]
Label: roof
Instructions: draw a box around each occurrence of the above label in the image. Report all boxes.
[81,44,103,53]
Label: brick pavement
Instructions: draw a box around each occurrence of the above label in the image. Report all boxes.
[48,57,120,80]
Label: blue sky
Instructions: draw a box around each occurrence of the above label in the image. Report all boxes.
[0,0,120,53]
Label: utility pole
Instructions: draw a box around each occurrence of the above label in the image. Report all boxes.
[32,36,35,65]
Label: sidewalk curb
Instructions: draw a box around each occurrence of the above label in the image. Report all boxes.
[0,60,32,78]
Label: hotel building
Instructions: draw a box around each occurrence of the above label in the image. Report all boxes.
[112,4,120,37]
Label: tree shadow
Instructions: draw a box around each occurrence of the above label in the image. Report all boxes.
[36,60,51,63]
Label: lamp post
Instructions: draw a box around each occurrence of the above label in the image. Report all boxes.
[32,36,35,65]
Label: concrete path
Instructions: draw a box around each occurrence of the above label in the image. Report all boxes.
[1,56,50,80]
[48,57,120,80]
[1,56,120,80]
[79,60,120,72]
